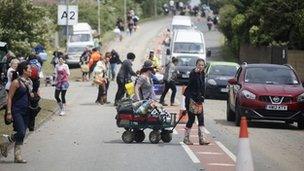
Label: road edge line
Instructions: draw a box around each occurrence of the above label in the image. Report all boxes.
[215,141,236,162]
[180,142,200,163]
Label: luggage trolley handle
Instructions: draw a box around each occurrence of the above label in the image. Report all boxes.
[168,111,187,133]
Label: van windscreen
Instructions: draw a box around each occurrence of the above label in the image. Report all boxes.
[172,25,191,30]
[173,42,204,54]
[70,34,90,42]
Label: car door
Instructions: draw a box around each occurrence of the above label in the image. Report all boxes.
[229,67,242,109]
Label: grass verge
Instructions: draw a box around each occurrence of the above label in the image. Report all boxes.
[0,99,58,145]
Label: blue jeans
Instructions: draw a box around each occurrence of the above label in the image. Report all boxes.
[110,63,117,79]
[12,111,29,145]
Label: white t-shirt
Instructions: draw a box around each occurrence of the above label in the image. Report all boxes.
[5,67,15,90]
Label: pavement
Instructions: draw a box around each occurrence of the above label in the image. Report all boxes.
[1,15,304,171]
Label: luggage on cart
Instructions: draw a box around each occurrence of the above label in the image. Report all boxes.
[116,98,133,114]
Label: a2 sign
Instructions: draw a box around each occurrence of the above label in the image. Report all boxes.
[57,5,78,25]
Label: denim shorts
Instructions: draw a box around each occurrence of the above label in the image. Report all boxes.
[56,82,69,90]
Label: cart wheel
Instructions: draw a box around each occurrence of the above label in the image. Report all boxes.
[149,130,161,144]
[134,130,145,143]
[161,130,172,143]
[122,130,134,143]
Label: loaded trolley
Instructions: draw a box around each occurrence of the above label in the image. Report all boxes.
[115,98,182,144]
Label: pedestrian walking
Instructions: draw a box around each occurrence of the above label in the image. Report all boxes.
[109,49,122,81]
[114,52,137,106]
[54,57,70,116]
[5,58,19,92]
[80,47,91,81]
[134,60,156,101]
[148,50,160,71]
[88,48,101,79]
[159,57,178,106]
[183,58,210,145]
[1,61,33,163]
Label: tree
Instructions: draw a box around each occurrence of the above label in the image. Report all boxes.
[0,0,55,55]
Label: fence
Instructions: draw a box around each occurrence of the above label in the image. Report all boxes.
[239,44,304,80]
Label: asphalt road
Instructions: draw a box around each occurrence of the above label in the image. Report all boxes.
[1,15,303,171]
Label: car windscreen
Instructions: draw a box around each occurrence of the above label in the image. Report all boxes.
[172,25,191,30]
[176,56,198,66]
[245,67,299,85]
[68,47,85,54]
[209,65,238,76]
[70,34,90,42]
[173,42,204,54]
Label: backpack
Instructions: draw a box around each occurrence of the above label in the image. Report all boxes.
[29,59,41,79]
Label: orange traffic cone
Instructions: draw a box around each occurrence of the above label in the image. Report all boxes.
[236,116,254,171]
[178,85,188,124]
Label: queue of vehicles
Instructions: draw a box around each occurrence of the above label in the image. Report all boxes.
[167,16,304,129]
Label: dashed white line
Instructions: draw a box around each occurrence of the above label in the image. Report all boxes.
[180,142,200,163]
[215,141,236,162]
[208,163,235,167]
[197,152,224,155]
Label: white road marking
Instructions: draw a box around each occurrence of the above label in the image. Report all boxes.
[190,135,198,137]
[215,141,236,162]
[197,152,224,155]
[180,142,200,163]
[173,129,178,135]
[194,121,211,134]
[208,163,235,167]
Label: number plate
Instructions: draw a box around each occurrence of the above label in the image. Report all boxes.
[220,88,228,93]
[182,74,189,78]
[266,105,288,111]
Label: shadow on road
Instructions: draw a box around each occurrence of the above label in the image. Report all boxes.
[103,140,181,146]
[214,119,300,130]
[0,160,15,164]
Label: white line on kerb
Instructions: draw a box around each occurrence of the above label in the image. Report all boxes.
[208,163,235,167]
[215,141,236,162]
[180,142,200,163]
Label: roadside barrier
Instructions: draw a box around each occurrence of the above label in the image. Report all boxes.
[236,116,254,171]
[178,85,188,124]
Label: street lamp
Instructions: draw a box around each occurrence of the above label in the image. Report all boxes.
[98,0,101,35]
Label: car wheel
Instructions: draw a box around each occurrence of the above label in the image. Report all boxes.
[161,130,172,143]
[235,103,241,126]
[226,100,235,122]
[297,119,304,130]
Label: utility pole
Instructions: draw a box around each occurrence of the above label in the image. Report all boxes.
[124,0,127,24]
[154,0,157,17]
[66,0,69,51]
[98,0,101,35]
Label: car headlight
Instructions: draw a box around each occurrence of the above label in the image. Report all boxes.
[241,90,256,100]
[297,93,304,102]
[207,79,217,86]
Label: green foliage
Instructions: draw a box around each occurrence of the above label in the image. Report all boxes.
[0,0,55,56]
[216,0,304,50]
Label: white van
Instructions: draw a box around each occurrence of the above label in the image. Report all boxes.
[170,29,206,61]
[68,23,94,48]
[171,15,192,31]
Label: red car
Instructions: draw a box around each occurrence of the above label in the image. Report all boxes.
[226,63,304,129]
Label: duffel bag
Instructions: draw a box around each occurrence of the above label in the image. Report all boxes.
[117,98,133,114]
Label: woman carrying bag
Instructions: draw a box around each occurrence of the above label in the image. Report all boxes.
[183,58,210,145]
[93,57,108,105]
[1,61,33,163]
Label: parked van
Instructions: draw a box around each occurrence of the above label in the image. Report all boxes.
[66,45,86,66]
[171,15,192,31]
[68,23,94,48]
[169,29,206,61]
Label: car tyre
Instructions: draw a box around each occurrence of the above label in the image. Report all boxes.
[226,100,235,122]
[297,119,304,130]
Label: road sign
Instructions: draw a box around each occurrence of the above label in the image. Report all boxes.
[58,5,78,25]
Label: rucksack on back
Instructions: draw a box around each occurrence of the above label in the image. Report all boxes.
[29,59,41,79]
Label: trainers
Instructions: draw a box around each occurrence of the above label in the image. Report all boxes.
[2,134,13,143]
[59,110,65,116]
